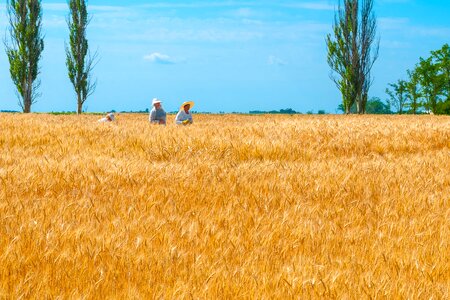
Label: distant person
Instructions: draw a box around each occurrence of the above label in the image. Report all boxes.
[98,112,115,123]
[175,101,194,125]
[149,98,167,125]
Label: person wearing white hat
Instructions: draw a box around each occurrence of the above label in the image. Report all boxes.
[149,98,167,125]
[98,112,115,122]
[175,101,194,125]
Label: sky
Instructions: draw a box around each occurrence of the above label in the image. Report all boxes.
[0,0,449,113]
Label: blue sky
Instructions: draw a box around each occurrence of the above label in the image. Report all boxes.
[0,0,449,113]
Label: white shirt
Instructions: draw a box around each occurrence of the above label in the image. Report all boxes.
[98,117,112,123]
[175,110,193,125]
[149,107,167,124]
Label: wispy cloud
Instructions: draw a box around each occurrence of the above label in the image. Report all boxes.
[380,40,410,49]
[229,8,257,18]
[40,1,332,44]
[284,2,335,11]
[136,2,246,9]
[379,17,450,38]
[136,1,335,11]
[379,17,409,30]
[43,3,127,12]
[42,3,129,28]
[144,52,178,64]
[268,55,286,66]
[413,26,450,38]
[378,0,411,3]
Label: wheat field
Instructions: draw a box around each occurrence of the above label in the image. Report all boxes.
[0,113,449,298]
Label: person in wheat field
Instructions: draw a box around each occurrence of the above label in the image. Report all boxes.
[98,112,115,123]
[149,98,167,125]
[175,101,194,125]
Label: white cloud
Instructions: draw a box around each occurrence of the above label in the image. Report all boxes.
[380,40,410,49]
[136,1,335,11]
[413,26,450,38]
[137,2,249,9]
[231,8,255,18]
[144,52,177,64]
[43,3,126,13]
[378,0,411,3]
[379,17,409,30]
[284,2,335,11]
[39,1,331,44]
[42,3,68,12]
[43,15,66,28]
[379,17,450,38]
[268,55,286,66]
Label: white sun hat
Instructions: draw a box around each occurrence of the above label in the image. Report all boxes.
[152,98,162,106]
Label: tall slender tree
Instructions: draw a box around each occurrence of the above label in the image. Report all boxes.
[326,1,355,114]
[66,0,97,114]
[326,0,379,114]
[5,0,44,113]
[358,0,379,113]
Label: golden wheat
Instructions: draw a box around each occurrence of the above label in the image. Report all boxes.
[0,113,449,298]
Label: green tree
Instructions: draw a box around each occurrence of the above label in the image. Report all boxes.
[66,0,97,114]
[431,44,450,105]
[5,0,44,113]
[415,57,443,114]
[326,0,379,114]
[338,97,390,114]
[365,97,391,114]
[386,79,408,114]
[386,44,450,115]
[405,69,421,114]
[337,103,356,113]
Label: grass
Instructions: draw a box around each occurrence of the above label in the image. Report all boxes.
[0,113,449,298]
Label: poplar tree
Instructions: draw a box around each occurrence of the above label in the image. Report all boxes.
[66,0,97,114]
[5,0,44,113]
[326,0,379,114]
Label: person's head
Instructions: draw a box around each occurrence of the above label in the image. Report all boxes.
[152,98,162,109]
[180,101,195,113]
[106,113,115,121]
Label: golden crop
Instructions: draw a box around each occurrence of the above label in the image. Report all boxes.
[1,113,449,298]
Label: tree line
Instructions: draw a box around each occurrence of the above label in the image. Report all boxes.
[327,0,449,115]
[386,44,450,114]
[4,0,95,114]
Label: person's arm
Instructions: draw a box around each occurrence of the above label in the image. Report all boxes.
[175,111,184,124]
[149,109,157,123]
[188,113,193,124]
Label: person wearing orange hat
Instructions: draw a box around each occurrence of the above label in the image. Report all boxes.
[175,101,194,125]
